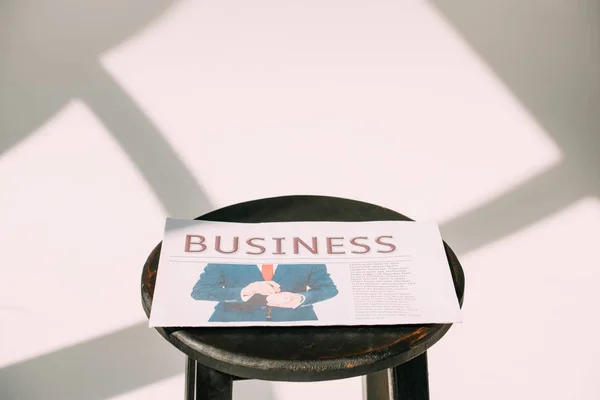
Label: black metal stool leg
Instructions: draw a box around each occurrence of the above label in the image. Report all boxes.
[184,357,233,400]
[392,352,429,400]
[185,357,197,400]
[365,352,429,400]
[365,368,394,400]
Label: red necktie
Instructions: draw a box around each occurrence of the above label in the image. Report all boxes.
[261,264,274,281]
[261,264,274,320]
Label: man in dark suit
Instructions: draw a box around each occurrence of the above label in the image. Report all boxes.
[190,263,338,322]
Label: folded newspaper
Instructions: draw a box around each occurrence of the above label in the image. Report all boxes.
[149,218,462,327]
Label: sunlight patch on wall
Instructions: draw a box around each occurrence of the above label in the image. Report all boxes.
[428,197,600,400]
[0,100,165,367]
[101,0,561,223]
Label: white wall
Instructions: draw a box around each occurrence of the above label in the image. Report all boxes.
[1,1,598,399]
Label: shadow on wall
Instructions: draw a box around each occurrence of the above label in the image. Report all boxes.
[0,324,183,400]
[0,1,219,399]
[0,0,211,218]
[0,323,277,400]
[429,0,600,253]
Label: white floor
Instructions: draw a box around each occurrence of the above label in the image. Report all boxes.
[1,1,599,399]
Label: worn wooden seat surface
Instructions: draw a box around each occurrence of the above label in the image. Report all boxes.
[141,195,464,382]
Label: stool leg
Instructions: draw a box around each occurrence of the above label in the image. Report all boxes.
[392,352,429,400]
[365,352,429,400]
[365,368,394,400]
[185,357,196,400]
[184,357,233,400]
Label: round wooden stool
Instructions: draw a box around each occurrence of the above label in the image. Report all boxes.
[141,195,465,400]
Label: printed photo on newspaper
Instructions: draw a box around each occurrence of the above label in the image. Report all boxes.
[148,218,462,327]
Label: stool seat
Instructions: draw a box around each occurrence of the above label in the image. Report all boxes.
[141,195,464,384]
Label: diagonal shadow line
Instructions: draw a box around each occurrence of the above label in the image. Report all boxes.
[0,322,276,400]
[0,323,183,400]
[427,0,600,255]
[0,63,215,398]
[438,162,591,255]
[78,64,212,219]
[0,1,218,398]
[0,0,180,159]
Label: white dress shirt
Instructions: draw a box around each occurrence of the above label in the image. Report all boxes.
[240,264,305,307]
[241,264,279,302]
